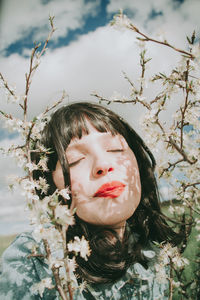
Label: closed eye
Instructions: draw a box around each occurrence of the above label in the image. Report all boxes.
[68,158,84,167]
[107,149,124,152]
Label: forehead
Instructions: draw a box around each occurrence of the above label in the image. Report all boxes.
[66,111,121,141]
[67,121,123,150]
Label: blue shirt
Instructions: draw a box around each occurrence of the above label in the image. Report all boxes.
[0,232,169,299]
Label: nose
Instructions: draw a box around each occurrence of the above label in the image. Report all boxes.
[93,163,114,178]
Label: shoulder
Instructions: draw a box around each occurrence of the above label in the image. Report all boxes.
[0,232,59,300]
[129,246,169,300]
[2,232,39,260]
[1,231,48,274]
[82,248,169,300]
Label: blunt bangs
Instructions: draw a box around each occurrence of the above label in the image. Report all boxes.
[54,103,127,150]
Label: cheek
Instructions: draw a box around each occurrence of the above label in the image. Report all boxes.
[118,153,141,200]
[70,172,86,199]
[70,177,90,214]
[128,163,141,194]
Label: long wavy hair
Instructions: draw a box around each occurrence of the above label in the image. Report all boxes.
[32,102,178,284]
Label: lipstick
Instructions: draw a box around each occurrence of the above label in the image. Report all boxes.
[94,181,125,198]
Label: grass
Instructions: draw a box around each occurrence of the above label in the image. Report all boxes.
[0,234,17,257]
[161,201,200,299]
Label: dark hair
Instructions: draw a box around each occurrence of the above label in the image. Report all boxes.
[33,102,178,283]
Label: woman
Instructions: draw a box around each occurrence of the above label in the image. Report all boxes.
[0,102,178,299]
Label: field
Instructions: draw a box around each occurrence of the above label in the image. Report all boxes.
[0,234,17,257]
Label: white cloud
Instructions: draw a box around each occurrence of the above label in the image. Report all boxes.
[107,0,199,47]
[0,138,30,235]
[0,22,181,124]
[0,0,101,52]
[0,136,24,186]
[0,184,30,235]
[0,25,147,121]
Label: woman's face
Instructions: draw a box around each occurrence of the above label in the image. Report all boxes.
[52,121,141,231]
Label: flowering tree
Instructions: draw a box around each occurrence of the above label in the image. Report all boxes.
[93,11,200,300]
[0,17,90,300]
[0,12,200,300]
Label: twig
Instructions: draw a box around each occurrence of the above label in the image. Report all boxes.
[43,238,69,300]
[24,16,56,121]
[168,258,174,300]
[0,110,13,119]
[27,253,46,259]
[52,266,69,300]
[128,24,195,59]
[42,91,66,115]
[139,50,151,95]
[91,93,151,109]
[159,159,184,177]
[180,60,190,149]
[168,137,197,164]
[182,199,200,216]
[122,71,135,89]
[60,226,74,300]
[182,182,200,191]
[0,73,24,110]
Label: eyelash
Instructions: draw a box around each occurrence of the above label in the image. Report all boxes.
[68,149,124,167]
[107,149,124,152]
[68,158,84,167]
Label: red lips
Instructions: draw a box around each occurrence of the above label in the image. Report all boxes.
[94,181,125,198]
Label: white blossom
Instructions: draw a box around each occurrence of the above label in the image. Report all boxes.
[31,120,47,140]
[32,225,62,248]
[25,162,38,172]
[172,256,189,269]
[68,236,91,261]
[111,10,132,30]
[4,118,23,133]
[37,177,49,194]
[10,148,27,167]
[28,196,51,224]
[48,256,65,269]
[58,188,70,200]
[7,94,21,104]
[37,156,49,171]
[155,263,168,284]
[67,256,77,275]
[54,204,74,226]
[109,91,127,102]
[191,44,200,63]
[22,191,39,201]
[158,243,189,270]
[31,278,53,297]
[21,178,37,191]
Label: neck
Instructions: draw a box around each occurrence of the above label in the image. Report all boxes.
[116,226,126,240]
[109,221,126,240]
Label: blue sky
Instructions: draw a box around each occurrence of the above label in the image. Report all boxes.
[0,0,191,57]
[3,0,111,56]
[0,0,199,235]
